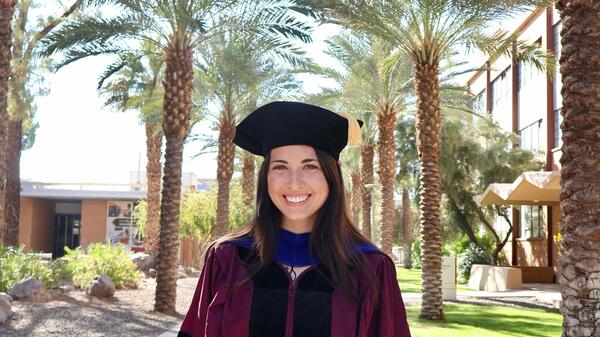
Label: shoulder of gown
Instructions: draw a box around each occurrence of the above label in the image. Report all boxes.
[356,251,412,337]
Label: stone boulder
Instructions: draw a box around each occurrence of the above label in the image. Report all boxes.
[7,277,43,300]
[0,295,11,323]
[87,275,116,298]
[0,292,13,303]
[129,253,155,272]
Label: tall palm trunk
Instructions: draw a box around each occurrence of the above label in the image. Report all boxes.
[144,123,162,256]
[214,104,236,237]
[241,151,255,208]
[556,1,600,336]
[376,101,397,256]
[4,118,21,246]
[154,34,193,314]
[402,187,413,269]
[350,169,361,227]
[414,62,444,321]
[360,139,374,239]
[0,0,16,245]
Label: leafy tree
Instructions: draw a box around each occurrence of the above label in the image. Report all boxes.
[0,0,16,245]
[0,0,80,246]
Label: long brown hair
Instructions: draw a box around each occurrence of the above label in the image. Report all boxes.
[221,148,378,302]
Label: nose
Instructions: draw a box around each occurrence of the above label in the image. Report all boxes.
[288,168,304,189]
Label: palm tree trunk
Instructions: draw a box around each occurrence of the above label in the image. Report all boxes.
[350,169,361,227]
[402,188,413,269]
[144,123,162,257]
[376,101,397,256]
[241,151,255,208]
[414,62,444,321]
[4,118,22,246]
[556,1,600,336]
[360,139,375,239]
[0,0,16,245]
[154,34,193,314]
[214,106,236,237]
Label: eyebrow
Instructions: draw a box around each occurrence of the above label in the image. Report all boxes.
[270,158,318,164]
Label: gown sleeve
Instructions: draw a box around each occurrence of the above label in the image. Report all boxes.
[363,255,412,337]
[177,245,222,337]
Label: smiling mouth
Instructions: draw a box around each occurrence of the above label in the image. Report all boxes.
[284,194,311,204]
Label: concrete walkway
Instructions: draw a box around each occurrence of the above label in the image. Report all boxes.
[403,283,561,308]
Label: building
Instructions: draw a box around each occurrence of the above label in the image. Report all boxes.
[19,181,145,258]
[18,173,216,259]
[470,5,562,283]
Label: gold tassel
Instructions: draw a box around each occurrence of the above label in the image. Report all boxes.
[337,112,362,145]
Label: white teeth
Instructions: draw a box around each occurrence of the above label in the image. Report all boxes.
[285,195,309,203]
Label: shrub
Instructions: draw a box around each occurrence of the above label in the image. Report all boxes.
[0,245,59,292]
[458,243,491,281]
[64,242,140,289]
[411,238,422,269]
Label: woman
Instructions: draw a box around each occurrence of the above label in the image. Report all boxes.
[178,101,411,337]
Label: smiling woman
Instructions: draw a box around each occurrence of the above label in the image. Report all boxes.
[178,101,411,337]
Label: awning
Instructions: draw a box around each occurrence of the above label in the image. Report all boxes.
[474,171,560,206]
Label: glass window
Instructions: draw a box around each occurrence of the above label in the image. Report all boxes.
[520,205,543,239]
[519,119,543,152]
[553,21,563,148]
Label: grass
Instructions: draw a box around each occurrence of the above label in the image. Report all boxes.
[396,267,474,293]
[406,304,562,337]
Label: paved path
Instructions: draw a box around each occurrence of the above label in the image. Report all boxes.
[403,283,561,308]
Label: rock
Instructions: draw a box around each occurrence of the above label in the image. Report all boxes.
[130,253,155,272]
[0,296,11,323]
[87,275,116,298]
[7,277,43,300]
[0,292,13,303]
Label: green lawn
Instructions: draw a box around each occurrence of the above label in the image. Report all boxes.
[406,304,562,337]
[396,267,474,293]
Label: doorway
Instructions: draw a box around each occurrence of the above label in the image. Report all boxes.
[53,214,81,258]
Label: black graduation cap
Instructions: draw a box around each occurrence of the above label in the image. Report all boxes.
[233,101,363,160]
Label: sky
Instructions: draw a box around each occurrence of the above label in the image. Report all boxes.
[18,5,531,185]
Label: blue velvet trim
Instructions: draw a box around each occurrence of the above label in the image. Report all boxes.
[229,228,379,267]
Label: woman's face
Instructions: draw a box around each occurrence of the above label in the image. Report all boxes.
[267,145,329,232]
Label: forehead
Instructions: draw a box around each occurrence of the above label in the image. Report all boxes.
[269,145,318,161]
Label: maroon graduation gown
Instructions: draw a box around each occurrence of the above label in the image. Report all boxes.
[178,242,411,337]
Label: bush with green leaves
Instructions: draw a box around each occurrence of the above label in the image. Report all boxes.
[411,238,422,269]
[458,243,491,281]
[63,242,140,289]
[0,245,62,292]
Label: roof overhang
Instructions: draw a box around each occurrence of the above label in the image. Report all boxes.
[474,171,560,206]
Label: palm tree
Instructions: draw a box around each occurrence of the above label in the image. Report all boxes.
[99,43,165,257]
[556,1,600,336]
[44,0,312,313]
[241,151,256,208]
[199,26,307,237]
[0,0,16,245]
[311,31,412,254]
[307,0,553,320]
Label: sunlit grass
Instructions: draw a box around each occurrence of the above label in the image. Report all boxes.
[396,267,474,293]
[406,304,562,337]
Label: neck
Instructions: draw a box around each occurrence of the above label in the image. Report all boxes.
[281,218,314,234]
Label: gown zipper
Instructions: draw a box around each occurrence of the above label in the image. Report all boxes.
[279,263,314,337]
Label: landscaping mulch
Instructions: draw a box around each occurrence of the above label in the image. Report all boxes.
[0,277,199,337]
